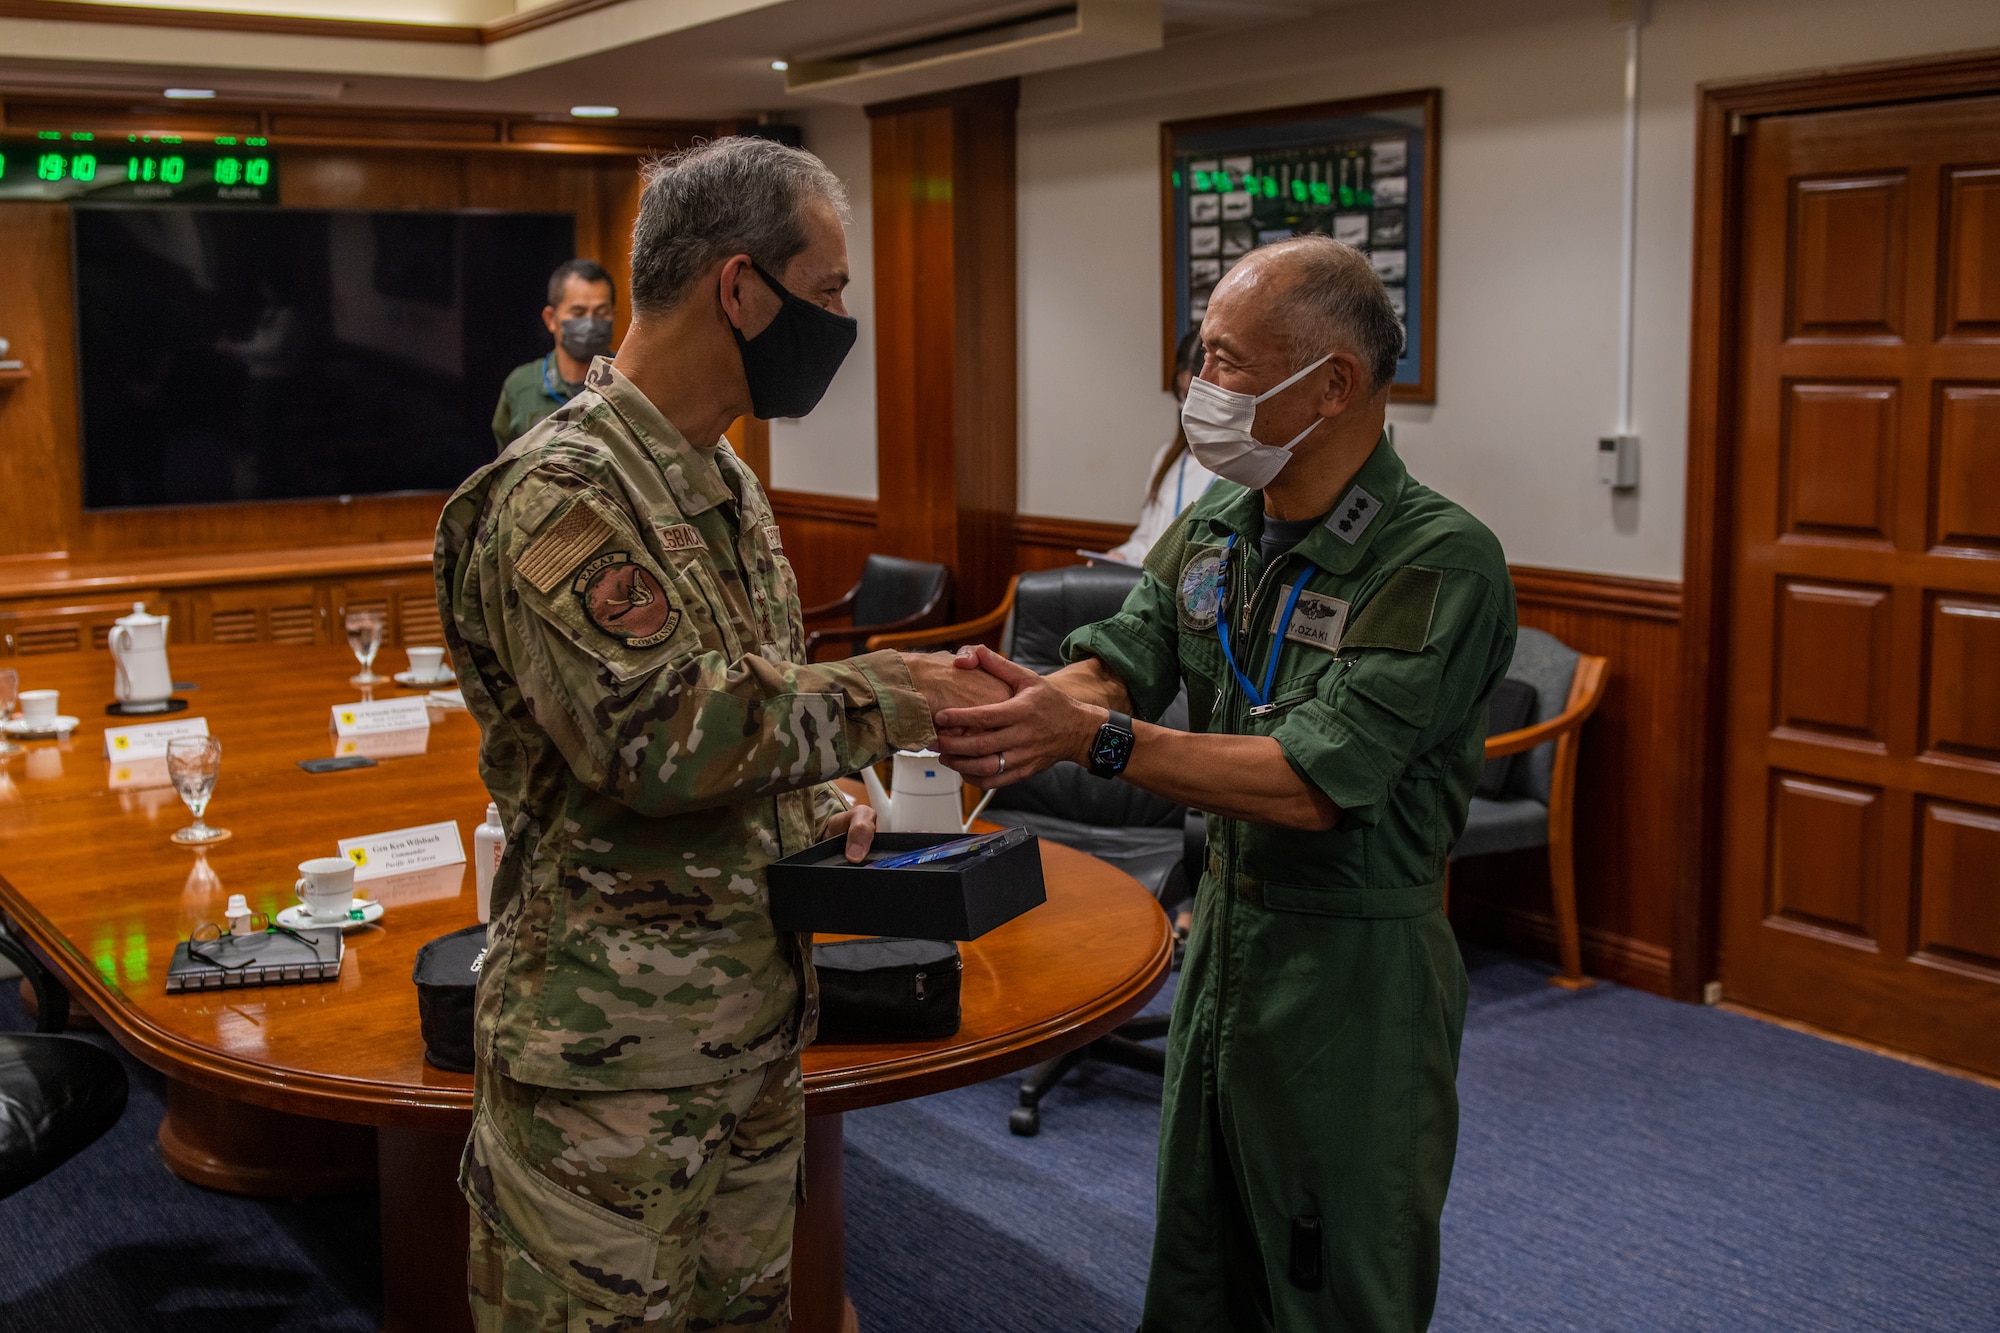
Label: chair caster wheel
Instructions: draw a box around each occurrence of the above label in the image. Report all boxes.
[1008,1106,1040,1137]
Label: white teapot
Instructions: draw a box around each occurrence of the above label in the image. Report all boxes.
[860,749,992,834]
[108,602,175,711]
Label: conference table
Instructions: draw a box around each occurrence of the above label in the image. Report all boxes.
[0,641,1173,1333]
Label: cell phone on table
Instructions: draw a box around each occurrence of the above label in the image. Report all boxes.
[298,756,378,774]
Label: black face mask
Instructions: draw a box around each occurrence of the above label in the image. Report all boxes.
[558,316,614,363]
[731,261,858,419]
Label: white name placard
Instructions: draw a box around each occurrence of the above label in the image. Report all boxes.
[336,819,465,884]
[103,715,209,761]
[331,697,430,737]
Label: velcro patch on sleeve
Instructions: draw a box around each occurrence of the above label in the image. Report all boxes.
[516,499,615,594]
[573,552,682,649]
[1340,566,1442,653]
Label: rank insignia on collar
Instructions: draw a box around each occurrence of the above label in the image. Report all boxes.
[1326,484,1382,545]
[1178,550,1224,631]
[573,552,681,648]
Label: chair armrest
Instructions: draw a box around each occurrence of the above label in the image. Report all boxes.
[1484,655,1609,759]
[800,587,858,622]
[866,578,1018,653]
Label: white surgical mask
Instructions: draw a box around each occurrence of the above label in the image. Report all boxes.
[1181,352,1333,490]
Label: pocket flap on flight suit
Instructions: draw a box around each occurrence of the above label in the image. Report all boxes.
[462,1111,666,1320]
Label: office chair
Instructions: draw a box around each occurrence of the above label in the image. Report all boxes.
[0,928,129,1199]
[802,554,952,661]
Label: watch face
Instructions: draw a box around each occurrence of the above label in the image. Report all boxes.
[1092,726,1135,773]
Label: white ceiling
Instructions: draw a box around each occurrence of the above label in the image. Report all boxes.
[0,0,1334,120]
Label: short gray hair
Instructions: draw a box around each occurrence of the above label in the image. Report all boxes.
[1261,235,1405,391]
[629,136,850,315]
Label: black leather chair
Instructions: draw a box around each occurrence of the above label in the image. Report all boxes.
[977,564,1201,1136]
[802,554,952,661]
[0,928,128,1199]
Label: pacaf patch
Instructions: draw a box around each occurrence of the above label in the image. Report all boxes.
[1272,589,1350,652]
[1178,549,1225,632]
[573,551,681,648]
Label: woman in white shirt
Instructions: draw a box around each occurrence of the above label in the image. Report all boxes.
[1106,330,1215,565]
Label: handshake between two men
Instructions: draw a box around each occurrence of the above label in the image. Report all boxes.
[824,646,1341,865]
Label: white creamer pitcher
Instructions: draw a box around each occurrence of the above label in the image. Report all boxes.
[108,602,175,711]
[860,749,992,833]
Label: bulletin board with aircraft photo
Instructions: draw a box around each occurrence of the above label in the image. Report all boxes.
[1162,89,1439,402]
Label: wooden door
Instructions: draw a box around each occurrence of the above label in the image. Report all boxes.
[1721,95,2000,1075]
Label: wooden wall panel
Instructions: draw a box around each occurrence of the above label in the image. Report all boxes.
[1915,798,2000,975]
[1768,773,1883,941]
[1790,174,1906,337]
[1773,580,1891,743]
[868,82,1019,616]
[1932,385,2000,551]
[1782,382,1898,540]
[768,491,879,609]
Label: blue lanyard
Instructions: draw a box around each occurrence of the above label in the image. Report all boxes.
[1173,454,1186,515]
[1214,534,1314,710]
[541,354,578,404]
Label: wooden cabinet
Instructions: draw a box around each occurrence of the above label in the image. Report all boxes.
[0,593,165,657]
[193,582,328,646]
[328,575,444,648]
[0,546,438,658]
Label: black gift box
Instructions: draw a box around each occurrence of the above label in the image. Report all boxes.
[767,830,1047,941]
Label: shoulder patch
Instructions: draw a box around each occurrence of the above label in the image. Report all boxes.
[763,524,784,553]
[1176,547,1226,632]
[516,499,614,594]
[657,523,705,552]
[1142,512,1194,587]
[1341,565,1442,653]
[573,552,682,648]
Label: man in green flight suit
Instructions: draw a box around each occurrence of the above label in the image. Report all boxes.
[933,236,1516,1331]
[490,257,618,451]
[437,137,1005,1330]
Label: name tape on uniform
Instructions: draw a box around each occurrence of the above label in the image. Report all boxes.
[331,697,430,736]
[656,523,704,552]
[103,715,209,761]
[1272,590,1350,652]
[336,819,466,884]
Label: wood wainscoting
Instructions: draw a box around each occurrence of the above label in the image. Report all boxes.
[765,491,1688,994]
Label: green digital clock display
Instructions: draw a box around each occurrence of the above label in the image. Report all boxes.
[0,134,277,205]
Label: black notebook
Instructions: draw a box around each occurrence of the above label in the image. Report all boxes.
[165,929,344,993]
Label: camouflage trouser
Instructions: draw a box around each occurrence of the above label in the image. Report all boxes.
[461,1054,805,1332]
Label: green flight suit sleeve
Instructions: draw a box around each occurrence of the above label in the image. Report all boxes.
[1058,569,1185,724]
[491,392,515,452]
[480,468,936,819]
[1271,565,1510,826]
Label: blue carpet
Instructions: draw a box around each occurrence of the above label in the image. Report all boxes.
[2,947,1996,1331]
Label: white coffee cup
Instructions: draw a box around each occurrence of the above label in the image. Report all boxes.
[18,689,58,727]
[406,646,447,681]
[296,856,357,925]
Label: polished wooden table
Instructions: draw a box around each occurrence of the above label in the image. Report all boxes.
[0,642,1172,1332]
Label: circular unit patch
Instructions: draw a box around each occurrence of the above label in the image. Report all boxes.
[1178,551,1224,632]
[574,552,681,648]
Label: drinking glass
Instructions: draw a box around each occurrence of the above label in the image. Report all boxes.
[166,735,230,846]
[0,668,18,758]
[345,609,387,686]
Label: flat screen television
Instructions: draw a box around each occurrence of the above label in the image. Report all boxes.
[72,205,577,510]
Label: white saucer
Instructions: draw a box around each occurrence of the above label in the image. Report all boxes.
[3,716,80,739]
[276,899,385,932]
[394,670,456,689]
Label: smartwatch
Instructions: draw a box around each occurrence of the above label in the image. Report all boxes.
[1087,710,1136,779]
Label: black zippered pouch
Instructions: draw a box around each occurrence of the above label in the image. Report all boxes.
[811,936,962,1040]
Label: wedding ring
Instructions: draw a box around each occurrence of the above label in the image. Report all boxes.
[996,753,1007,775]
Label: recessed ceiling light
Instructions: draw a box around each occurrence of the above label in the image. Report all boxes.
[570,105,619,118]
[770,60,789,72]
[164,88,216,100]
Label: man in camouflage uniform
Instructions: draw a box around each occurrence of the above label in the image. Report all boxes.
[436,137,1003,1331]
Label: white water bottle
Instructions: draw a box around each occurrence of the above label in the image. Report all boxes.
[474,803,506,924]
